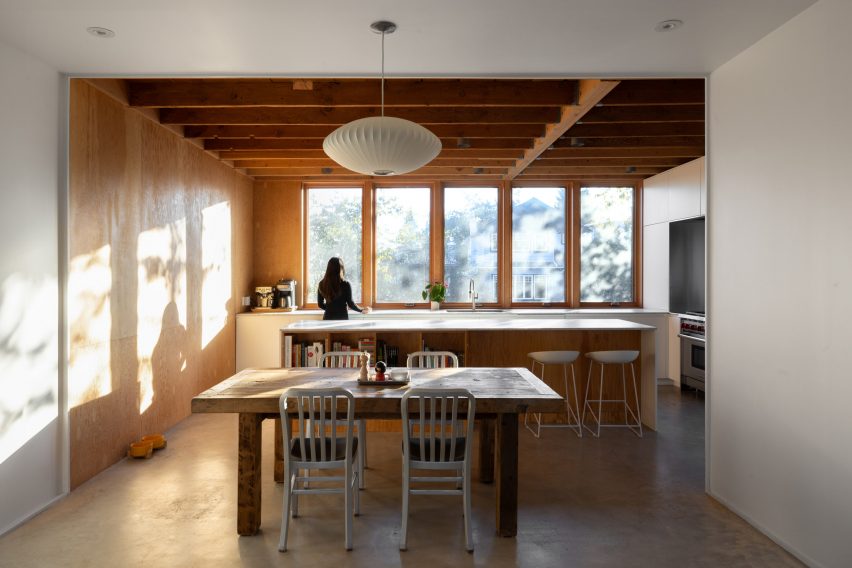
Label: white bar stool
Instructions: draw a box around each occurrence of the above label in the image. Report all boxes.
[523,351,582,438]
[581,350,642,438]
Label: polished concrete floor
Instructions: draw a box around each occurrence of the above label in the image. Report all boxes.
[0,387,801,567]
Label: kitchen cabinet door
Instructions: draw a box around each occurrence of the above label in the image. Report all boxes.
[642,222,669,310]
[643,170,669,226]
[668,158,702,220]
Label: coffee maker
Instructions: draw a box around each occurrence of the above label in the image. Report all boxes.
[274,279,298,310]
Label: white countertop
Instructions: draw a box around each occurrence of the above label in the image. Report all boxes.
[242,307,669,319]
[283,318,655,332]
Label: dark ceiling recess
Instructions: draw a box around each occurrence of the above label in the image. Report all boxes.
[124,78,705,181]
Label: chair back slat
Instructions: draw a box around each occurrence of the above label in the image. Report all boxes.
[406,351,459,369]
[322,351,369,369]
[280,387,355,465]
[402,388,475,465]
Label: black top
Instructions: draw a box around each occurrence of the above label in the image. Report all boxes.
[318,281,362,320]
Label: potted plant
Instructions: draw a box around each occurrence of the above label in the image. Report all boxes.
[422,281,447,311]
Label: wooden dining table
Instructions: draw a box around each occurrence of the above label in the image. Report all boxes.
[191,366,563,537]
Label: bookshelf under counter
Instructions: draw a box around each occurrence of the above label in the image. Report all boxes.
[281,318,658,430]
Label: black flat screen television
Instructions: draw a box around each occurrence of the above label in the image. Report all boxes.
[669,217,705,315]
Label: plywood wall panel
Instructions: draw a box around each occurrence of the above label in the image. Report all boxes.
[69,80,254,488]
[252,181,302,297]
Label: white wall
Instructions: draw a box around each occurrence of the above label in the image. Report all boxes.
[0,40,63,535]
[709,1,852,566]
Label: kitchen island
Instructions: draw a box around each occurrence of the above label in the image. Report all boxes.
[281,318,657,429]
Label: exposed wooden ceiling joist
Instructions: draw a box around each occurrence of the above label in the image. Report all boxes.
[129,79,580,108]
[160,106,563,126]
[184,123,547,139]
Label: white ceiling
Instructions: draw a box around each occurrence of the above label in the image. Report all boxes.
[0,0,815,76]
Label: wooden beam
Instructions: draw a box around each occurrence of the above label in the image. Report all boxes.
[580,105,705,123]
[128,79,579,107]
[554,136,705,149]
[217,148,526,160]
[566,122,704,138]
[205,137,535,151]
[249,166,509,177]
[505,79,620,180]
[160,106,562,125]
[522,166,666,176]
[543,147,704,158]
[233,158,517,168]
[600,79,705,106]
[184,123,546,139]
[533,157,690,167]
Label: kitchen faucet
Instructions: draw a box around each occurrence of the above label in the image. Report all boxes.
[469,279,478,311]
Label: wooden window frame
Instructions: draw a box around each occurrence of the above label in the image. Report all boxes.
[302,182,368,309]
[300,177,643,311]
[575,182,642,308]
[507,182,573,308]
[371,182,436,308]
[440,183,504,308]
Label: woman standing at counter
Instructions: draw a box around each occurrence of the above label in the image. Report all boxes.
[317,257,370,320]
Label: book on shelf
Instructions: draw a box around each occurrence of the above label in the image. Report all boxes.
[282,335,293,368]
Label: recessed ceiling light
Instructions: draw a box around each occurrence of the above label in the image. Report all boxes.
[655,19,683,33]
[87,27,115,38]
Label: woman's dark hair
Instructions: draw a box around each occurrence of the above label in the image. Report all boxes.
[318,257,345,301]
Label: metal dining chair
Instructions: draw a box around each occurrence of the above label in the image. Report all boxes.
[278,387,361,551]
[400,387,476,552]
[321,351,369,482]
[406,350,459,369]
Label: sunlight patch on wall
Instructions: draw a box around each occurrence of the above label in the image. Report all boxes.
[137,220,187,414]
[0,273,58,465]
[67,244,112,408]
[201,201,231,348]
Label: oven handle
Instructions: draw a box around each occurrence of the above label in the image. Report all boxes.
[678,334,706,343]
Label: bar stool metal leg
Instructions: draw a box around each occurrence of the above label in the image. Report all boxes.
[524,355,582,438]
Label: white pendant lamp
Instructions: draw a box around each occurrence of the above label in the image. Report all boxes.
[323,21,441,176]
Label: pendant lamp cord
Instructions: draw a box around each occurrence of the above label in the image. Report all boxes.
[380,30,385,118]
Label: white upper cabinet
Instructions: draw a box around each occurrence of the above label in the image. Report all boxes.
[642,157,705,225]
[642,222,669,310]
[643,170,669,226]
[668,158,702,220]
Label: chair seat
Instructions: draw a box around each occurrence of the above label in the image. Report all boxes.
[407,437,467,462]
[585,350,639,365]
[527,350,580,365]
[290,437,359,461]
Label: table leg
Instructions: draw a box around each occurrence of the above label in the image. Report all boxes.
[274,417,284,483]
[238,413,263,536]
[495,412,518,537]
[478,418,495,483]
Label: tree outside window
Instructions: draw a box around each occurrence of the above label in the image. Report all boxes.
[307,187,362,303]
[444,187,499,303]
[580,186,634,303]
[375,187,430,303]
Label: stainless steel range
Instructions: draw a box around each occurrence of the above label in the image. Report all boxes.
[679,313,706,392]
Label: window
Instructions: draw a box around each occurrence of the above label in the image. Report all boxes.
[307,187,363,303]
[579,186,634,303]
[444,187,499,303]
[375,187,431,303]
[511,187,566,303]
